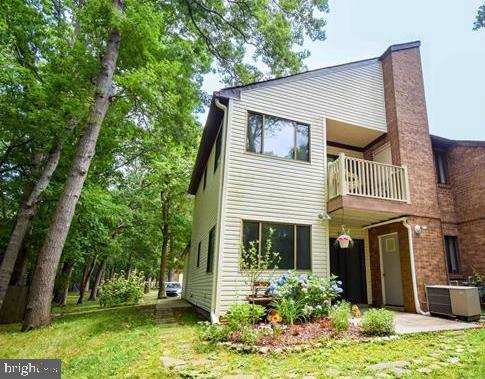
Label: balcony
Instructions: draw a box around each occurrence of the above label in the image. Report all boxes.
[327,153,411,225]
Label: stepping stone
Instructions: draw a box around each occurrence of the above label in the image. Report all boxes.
[221,375,255,379]
[448,357,460,364]
[416,368,432,373]
[161,356,187,369]
[367,361,409,370]
[412,359,424,365]
[455,348,464,353]
[325,368,342,377]
[303,376,317,379]
[192,358,213,367]
[428,364,441,370]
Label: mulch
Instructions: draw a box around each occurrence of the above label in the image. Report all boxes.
[247,318,364,348]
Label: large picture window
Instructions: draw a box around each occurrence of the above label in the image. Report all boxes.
[246,112,310,162]
[444,236,460,274]
[241,220,311,270]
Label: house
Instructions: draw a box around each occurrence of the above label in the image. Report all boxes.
[182,41,485,321]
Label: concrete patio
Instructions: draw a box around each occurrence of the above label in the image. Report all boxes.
[393,311,482,334]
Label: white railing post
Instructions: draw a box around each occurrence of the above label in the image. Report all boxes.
[338,153,347,196]
[403,164,411,203]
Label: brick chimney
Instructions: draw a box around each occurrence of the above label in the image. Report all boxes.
[380,42,449,310]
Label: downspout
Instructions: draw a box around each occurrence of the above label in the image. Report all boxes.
[402,218,428,315]
[210,98,228,323]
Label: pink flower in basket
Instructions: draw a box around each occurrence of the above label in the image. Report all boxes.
[336,233,353,248]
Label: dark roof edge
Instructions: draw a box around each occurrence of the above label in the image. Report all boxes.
[430,134,485,148]
[379,41,421,61]
[215,57,379,99]
[188,98,227,195]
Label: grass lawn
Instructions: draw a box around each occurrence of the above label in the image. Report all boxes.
[0,302,483,378]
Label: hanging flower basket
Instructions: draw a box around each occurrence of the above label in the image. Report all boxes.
[335,226,354,249]
[336,234,352,248]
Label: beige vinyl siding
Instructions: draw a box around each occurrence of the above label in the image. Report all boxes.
[234,61,387,132]
[214,61,386,316]
[183,125,223,312]
[329,224,372,304]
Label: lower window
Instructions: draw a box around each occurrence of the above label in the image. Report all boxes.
[241,220,311,270]
[444,236,460,274]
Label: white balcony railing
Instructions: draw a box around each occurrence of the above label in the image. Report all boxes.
[328,153,410,203]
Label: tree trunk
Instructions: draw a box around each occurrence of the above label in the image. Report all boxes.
[158,191,170,299]
[9,223,33,286]
[0,145,63,309]
[22,0,123,331]
[167,269,174,283]
[77,255,97,304]
[53,261,73,305]
[89,257,106,301]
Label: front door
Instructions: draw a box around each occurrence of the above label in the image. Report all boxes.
[379,233,404,306]
[330,238,367,304]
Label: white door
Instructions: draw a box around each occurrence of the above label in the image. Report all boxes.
[380,234,404,306]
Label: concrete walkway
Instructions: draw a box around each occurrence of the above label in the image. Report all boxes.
[394,311,481,334]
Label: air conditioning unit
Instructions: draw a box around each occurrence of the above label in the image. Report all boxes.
[426,285,481,322]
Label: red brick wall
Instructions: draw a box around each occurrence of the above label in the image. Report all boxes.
[381,47,441,219]
[437,186,457,224]
[447,145,485,277]
[457,220,485,277]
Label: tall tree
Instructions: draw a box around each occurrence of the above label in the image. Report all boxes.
[22,0,124,330]
[474,3,485,30]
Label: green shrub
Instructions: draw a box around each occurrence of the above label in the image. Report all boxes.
[273,297,305,325]
[224,302,266,330]
[329,301,351,333]
[198,321,228,343]
[361,308,395,336]
[99,271,144,308]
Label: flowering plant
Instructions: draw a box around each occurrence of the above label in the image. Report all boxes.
[335,227,354,248]
[268,271,343,323]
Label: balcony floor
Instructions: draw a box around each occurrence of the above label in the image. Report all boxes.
[328,194,412,227]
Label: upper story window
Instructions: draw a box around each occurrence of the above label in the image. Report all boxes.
[433,149,449,184]
[246,112,310,162]
[444,236,460,274]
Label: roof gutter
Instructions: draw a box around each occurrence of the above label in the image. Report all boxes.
[364,217,427,315]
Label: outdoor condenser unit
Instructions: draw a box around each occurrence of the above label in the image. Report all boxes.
[426,285,481,321]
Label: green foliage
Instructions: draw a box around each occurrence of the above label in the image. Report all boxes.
[473,3,485,30]
[269,272,343,323]
[329,301,351,333]
[272,297,306,325]
[224,303,266,328]
[361,308,395,336]
[240,229,280,298]
[198,321,228,343]
[99,272,145,308]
